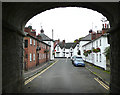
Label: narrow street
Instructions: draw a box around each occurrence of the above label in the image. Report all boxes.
[23,58,109,93]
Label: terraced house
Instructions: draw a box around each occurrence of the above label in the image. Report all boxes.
[24,26,50,71]
[80,24,110,70]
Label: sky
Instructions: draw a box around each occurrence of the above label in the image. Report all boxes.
[25,7,109,42]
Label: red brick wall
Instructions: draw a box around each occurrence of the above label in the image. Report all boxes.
[24,27,51,71]
[38,42,47,64]
[24,37,37,70]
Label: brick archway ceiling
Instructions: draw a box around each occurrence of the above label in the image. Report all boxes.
[2,2,119,33]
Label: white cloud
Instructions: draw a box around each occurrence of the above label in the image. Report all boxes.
[26,7,108,42]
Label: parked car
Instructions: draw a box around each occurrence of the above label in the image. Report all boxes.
[71,55,77,63]
[73,56,85,67]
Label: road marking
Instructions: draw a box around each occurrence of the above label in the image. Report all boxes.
[94,78,109,90]
[24,60,58,85]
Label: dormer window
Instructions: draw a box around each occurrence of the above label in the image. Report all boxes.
[57,46,59,51]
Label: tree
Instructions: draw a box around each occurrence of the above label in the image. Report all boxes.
[104,46,110,60]
[104,46,110,71]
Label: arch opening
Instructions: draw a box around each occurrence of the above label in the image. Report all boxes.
[23,7,111,93]
[2,2,120,93]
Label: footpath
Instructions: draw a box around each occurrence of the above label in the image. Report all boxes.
[85,62,110,86]
[23,60,56,80]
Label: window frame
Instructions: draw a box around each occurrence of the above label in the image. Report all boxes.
[30,38,32,45]
[33,53,35,61]
[30,53,32,62]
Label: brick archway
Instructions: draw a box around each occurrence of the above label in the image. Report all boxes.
[2,2,120,93]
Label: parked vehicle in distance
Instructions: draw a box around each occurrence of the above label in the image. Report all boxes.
[71,55,77,63]
[73,56,85,67]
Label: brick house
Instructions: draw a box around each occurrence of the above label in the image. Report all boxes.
[24,26,50,71]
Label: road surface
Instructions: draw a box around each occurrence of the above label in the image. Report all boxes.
[23,58,109,93]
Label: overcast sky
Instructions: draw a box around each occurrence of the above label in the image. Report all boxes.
[25,7,109,42]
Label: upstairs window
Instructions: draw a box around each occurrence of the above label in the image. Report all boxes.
[34,40,35,46]
[96,41,98,48]
[57,46,59,51]
[30,38,32,45]
[100,39,101,46]
[25,40,28,48]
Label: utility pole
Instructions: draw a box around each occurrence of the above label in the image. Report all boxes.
[52,29,54,40]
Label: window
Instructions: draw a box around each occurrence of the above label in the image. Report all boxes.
[26,54,28,58]
[96,54,98,62]
[30,53,32,62]
[30,38,32,45]
[100,39,101,46]
[25,40,28,48]
[39,54,41,59]
[57,46,59,51]
[63,53,65,57]
[48,42,50,45]
[100,54,101,62]
[96,41,98,47]
[33,53,35,61]
[34,40,35,46]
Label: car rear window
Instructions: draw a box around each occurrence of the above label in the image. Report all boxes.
[76,58,84,62]
[76,57,82,58]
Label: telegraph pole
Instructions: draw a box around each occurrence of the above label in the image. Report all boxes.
[52,29,54,40]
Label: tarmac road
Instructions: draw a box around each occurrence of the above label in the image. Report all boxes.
[23,58,109,93]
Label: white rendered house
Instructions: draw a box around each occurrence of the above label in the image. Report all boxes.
[78,34,92,58]
[82,33,110,70]
[54,42,79,58]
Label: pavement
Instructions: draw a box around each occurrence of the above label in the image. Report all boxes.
[85,62,110,86]
[23,60,56,80]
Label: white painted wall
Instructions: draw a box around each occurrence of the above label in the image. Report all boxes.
[79,41,90,59]
[54,44,79,58]
[82,35,110,70]
[43,41,54,60]
[54,44,62,57]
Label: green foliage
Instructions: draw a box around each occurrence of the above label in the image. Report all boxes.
[74,40,77,43]
[104,46,110,60]
[92,48,100,53]
[44,49,49,53]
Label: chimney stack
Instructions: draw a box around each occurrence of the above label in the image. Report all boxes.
[89,29,93,34]
[31,29,36,37]
[62,40,65,45]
